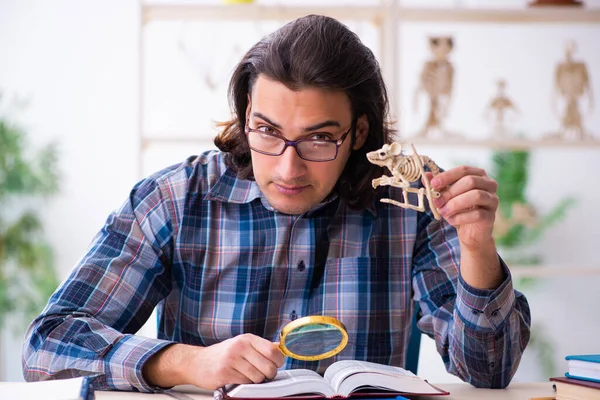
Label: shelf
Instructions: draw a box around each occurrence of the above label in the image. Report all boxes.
[141,137,215,149]
[142,4,384,23]
[142,4,600,24]
[141,135,600,150]
[510,266,600,278]
[406,137,600,150]
[396,7,600,24]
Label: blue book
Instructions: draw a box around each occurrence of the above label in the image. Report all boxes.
[78,376,95,400]
[565,354,600,383]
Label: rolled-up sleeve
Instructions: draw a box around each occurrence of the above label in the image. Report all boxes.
[22,177,177,392]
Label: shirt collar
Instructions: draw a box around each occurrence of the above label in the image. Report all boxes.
[203,168,262,204]
[204,167,364,216]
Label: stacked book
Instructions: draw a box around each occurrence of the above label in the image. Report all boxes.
[550,354,600,400]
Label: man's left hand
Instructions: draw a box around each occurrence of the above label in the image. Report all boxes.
[428,166,499,249]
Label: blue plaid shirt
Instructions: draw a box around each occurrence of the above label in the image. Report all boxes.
[23,150,530,392]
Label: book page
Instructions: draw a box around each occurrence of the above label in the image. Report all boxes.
[0,377,87,400]
[225,369,335,398]
[324,360,416,391]
[336,371,443,396]
[570,359,600,378]
[324,360,443,396]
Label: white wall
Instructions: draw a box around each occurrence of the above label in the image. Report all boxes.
[0,0,140,381]
[0,0,599,385]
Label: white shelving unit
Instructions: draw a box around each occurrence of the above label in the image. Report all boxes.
[139,1,600,148]
[142,4,600,23]
[138,1,600,277]
[510,266,600,277]
[409,137,600,149]
[143,136,600,150]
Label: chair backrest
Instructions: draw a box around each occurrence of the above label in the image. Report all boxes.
[405,304,421,375]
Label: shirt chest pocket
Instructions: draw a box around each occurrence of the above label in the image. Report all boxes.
[307,256,412,335]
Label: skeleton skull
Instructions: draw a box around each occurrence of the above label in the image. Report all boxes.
[366,143,403,167]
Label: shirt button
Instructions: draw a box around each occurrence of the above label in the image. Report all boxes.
[489,362,495,369]
[290,310,297,321]
[491,310,499,317]
[297,260,306,271]
[471,308,481,315]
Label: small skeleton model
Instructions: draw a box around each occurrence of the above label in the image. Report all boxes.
[177,23,246,90]
[485,79,521,138]
[551,40,594,141]
[494,203,539,238]
[413,36,455,139]
[366,143,442,220]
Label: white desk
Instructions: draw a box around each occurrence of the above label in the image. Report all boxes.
[93,382,556,399]
[412,382,555,399]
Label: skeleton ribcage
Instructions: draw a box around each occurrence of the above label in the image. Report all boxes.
[422,61,453,96]
[396,158,422,182]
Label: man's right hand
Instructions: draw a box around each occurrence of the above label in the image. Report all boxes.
[143,333,285,390]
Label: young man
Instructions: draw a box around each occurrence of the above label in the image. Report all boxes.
[22,14,530,392]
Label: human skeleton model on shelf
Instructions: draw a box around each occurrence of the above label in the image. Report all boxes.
[413,36,455,139]
[485,79,521,138]
[552,40,595,141]
[366,143,442,220]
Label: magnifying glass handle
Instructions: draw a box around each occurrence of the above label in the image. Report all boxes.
[276,342,285,354]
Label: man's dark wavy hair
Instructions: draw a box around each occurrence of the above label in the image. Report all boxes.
[214,14,395,209]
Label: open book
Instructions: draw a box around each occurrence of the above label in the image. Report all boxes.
[214,360,448,399]
[0,376,93,400]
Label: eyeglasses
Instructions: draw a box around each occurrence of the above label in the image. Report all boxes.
[245,120,353,162]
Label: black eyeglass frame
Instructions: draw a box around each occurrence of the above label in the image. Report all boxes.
[244,119,355,162]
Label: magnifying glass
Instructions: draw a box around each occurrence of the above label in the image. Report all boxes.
[278,316,349,361]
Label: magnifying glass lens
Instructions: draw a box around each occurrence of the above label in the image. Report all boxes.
[279,316,348,361]
[285,323,344,356]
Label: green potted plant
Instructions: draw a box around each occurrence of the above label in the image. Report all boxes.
[491,148,575,378]
[0,93,60,330]
[492,149,574,267]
